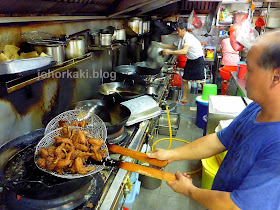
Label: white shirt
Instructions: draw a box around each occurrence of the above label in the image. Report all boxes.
[175,32,204,60]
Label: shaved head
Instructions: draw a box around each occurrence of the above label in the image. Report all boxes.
[252,30,280,71]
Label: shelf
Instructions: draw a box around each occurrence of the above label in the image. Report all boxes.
[0,53,92,96]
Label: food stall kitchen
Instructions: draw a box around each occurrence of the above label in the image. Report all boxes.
[0,0,279,209]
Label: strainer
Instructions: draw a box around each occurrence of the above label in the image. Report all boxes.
[44,110,106,138]
[22,31,64,45]
[35,126,109,179]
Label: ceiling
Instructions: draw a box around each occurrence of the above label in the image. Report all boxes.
[0,0,221,18]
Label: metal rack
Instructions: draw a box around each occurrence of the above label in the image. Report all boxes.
[0,53,92,96]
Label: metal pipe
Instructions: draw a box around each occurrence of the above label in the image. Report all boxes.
[264,2,271,33]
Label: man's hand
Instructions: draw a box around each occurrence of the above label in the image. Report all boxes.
[167,171,196,197]
[146,148,174,164]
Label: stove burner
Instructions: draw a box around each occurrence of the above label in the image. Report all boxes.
[107,129,128,145]
[4,180,96,210]
[107,126,124,141]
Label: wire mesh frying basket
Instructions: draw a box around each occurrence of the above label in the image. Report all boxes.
[35,126,109,179]
[44,109,106,136]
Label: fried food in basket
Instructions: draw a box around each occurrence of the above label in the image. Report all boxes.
[57,120,89,129]
[36,125,107,175]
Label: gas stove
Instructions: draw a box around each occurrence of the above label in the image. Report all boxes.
[0,125,139,210]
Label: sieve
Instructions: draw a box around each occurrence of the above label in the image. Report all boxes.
[35,126,109,179]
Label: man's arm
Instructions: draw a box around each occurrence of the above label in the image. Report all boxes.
[147,133,227,162]
[168,172,240,210]
[163,45,189,56]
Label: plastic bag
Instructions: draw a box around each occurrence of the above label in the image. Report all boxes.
[192,10,202,28]
[171,70,182,87]
[187,10,202,30]
[187,10,196,30]
[230,14,248,51]
[236,18,259,49]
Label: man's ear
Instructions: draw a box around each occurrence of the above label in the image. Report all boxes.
[273,68,280,83]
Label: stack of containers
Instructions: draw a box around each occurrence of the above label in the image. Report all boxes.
[195,84,217,135]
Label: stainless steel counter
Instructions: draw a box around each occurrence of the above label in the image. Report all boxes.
[229,71,247,97]
[206,95,247,135]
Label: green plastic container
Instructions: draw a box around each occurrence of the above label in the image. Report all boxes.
[202,84,217,101]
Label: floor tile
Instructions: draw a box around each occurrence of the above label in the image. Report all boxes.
[156,195,189,210]
[132,191,159,210]
[132,92,205,210]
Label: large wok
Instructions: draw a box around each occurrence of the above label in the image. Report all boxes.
[0,129,93,200]
[114,62,160,86]
[72,99,131,134]
[99,82,148,101]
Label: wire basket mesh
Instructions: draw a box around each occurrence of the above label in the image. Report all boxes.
[35,126,109,179]
[44,110,107,139]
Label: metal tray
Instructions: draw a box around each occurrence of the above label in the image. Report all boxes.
[0,56,53,75]
[121,95,161,126]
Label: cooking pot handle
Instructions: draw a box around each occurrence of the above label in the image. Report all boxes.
[66,29,91,41]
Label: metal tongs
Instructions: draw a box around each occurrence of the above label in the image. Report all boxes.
[89,145,177,181]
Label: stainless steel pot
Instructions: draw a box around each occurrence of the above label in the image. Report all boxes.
[91,32,100,46]
[147,41,170,64]
[138,19,143,35]
[115,29,126,41]
[128,17,142,34]
[100,34,112,46]
[143,21,150,33]
[65,37,86,59]
[33,44,65,65]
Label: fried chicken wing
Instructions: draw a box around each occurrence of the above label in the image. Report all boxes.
[74,157,95,175]
[37,158,46,168]
[58,120,67,128]
[70,121,79,127]
[78,120,88,128]
[37,148,49,159]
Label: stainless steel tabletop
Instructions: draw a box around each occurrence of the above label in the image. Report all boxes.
[230,71,247,96]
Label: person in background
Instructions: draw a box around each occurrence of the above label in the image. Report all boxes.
[147,30,280,209]
[220,32,240,66]
[161,22,205,104]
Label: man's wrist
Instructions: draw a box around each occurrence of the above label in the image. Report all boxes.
[184,184,197,198]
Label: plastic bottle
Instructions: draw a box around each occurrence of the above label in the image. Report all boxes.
[190,81,197,94]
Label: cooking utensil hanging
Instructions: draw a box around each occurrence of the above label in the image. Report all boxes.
[22,29,90,45]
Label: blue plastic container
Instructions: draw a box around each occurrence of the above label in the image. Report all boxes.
[196,96,209,130]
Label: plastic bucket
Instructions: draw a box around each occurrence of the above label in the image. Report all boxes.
[201,156,219,190]
[195,96,209,129]
[177,55,187,68]
[221,81,228,95]
[202,84,217,101]
[237,64,247,79]
[219,66,237,81]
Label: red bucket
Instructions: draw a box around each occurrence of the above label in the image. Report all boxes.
[219,66,237,81]
[238,64,247,79]
[177,55,187,68]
